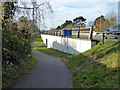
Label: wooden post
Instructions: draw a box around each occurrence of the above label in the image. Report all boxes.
[54,30,55,35]
[88,26,93,39]
[102,33,105,44]
[77,26,80,38]
[56,30,58,36]
[60,30,61,36]
[67,35,68,53]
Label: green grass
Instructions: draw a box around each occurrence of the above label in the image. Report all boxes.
[32,34,46,47]
[2,54,38,88]
[35,48,71,62]
[35,40,119,88]
[68,40,119,88]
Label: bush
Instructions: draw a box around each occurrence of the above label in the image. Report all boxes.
[2,19,31,65]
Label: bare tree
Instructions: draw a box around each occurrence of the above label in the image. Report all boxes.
[105,10,117,19]
[105,10,117,29]
[105,10,117,25]
[15,0,53,32]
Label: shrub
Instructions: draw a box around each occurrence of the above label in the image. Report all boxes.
[2,19,31,65]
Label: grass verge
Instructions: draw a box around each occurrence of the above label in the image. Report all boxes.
[35,40,119,88]
[68,40,119,88]
[35,48,71,59]
[32,34,46,47]
[35,48,72,65]
[2,53,38,88]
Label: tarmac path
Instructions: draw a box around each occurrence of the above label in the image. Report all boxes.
[12,49,73,88]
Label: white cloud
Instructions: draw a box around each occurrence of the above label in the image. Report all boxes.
[44,0,118,29]
[16,0,119,30]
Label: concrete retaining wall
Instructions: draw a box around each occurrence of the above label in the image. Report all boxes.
[41,34,97,54]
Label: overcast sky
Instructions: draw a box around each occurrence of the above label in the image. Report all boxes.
[18,0,119,30]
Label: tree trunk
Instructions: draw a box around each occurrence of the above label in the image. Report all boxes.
[77,26,80,38]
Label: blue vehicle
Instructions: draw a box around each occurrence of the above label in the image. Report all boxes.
[104,24,120,39]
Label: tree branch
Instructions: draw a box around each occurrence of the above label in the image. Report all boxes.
[17,6,33,9]
[17,2,45,9]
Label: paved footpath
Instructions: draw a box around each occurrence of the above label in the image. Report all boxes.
[11,49,73,88]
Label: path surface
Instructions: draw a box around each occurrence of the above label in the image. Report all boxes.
[12,49,73,88]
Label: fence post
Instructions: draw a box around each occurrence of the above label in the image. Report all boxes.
[88,26,93,39]
[102,33,105,44]
[56,30,58,36]
[77,26,80,38]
